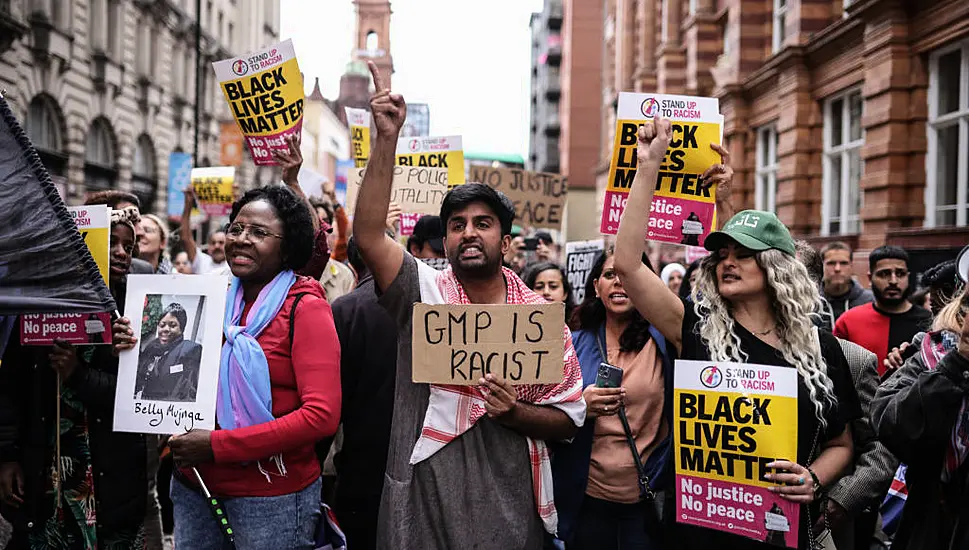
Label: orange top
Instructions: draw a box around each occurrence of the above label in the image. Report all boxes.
[585,338,667,503]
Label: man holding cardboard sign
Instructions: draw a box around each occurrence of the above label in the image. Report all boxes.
[353,61,586,549]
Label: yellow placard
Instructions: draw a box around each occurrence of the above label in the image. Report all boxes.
[191,167,235,217]
[600,93,722,246]
[346,107,371,168]
[213,39,304,166]
[674,360,800,547]
[396,135,465,186]
[69,205,110,283]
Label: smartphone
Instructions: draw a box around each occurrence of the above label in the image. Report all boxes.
[596,363,623,388]
[522,237,540,251]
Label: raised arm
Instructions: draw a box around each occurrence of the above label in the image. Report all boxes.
[353,61,406,292]
[274,133,320,232]
[612,116,685,352]
[703,143,735,229]
[180,187,199,262]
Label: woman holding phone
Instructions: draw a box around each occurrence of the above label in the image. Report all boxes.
[612,115,860,549]
[549,248,675,549]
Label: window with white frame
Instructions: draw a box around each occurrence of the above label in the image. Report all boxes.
[822,89,864,235]
[755,125,779,212]
[926,38,969,227]
[772,0,787,53]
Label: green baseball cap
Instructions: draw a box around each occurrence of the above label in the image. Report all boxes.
[704,210,796,257]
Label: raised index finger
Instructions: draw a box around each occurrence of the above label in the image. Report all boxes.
[368,60,387,92]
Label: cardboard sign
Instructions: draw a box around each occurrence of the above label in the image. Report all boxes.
[213,39,304,166]
[601,92,723,247]
[20,205,112,346]
[674,360,799,547]
[396,135,465,186]
[346,107,371,168]
[470,166,567,230]
[191,167,235,216]
[565,239,605,303]
[346,165,448,217]
[113,274,229,435]
[411,302,565,385]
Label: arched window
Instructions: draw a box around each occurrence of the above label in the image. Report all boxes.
[26,94,67,177]
[366,31,379,53]
[131,134,157,212]
[84,117,117,192]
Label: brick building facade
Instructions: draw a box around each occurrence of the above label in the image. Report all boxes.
[595,0,969,271]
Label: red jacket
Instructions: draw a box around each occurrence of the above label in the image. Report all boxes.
[185,276,341,497]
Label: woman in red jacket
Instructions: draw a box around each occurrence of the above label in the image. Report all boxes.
[115,185,341,549]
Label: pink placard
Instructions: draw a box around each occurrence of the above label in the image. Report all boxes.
[199,203,232,216]
[676,474,799,547]
[400,213,422,236]
[600,191,716,248]
[20,312,113,346]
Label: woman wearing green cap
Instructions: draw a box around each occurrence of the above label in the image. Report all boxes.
[612,115,860,550]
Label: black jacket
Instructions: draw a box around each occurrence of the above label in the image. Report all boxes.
[0,334,147,533]
[871,332,969,550]
[137,338,203,402]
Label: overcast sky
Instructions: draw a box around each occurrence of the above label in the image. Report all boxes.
[280,0,543,159]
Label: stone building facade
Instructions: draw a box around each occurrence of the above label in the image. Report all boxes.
[0,0,281,217]
[595,0,969,270]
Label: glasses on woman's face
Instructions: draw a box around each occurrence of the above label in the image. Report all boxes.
[226,223,284,243]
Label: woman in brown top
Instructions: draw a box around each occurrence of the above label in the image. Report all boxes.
[550,249,675,549]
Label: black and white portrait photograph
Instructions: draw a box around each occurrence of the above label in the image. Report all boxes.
[114,274,228,435]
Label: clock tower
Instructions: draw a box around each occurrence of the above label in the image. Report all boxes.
[353,0,394,88]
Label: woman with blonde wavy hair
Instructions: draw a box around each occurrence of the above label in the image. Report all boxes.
[612,115,860,550]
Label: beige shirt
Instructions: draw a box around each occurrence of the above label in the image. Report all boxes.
[585,338,668,503]
[320,259,356,302]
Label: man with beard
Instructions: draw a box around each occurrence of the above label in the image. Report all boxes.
[835,245,932,376]
[352,61,585,549]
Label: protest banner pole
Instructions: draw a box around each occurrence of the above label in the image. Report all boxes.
[193,466,236,547]
[56,373,61,507]
[193,0,202,165]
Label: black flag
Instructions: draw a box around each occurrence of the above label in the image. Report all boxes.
[0,95,116,315]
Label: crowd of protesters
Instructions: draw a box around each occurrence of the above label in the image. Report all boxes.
[2,61,969,550]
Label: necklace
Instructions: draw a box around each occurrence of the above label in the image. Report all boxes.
[754,325,777,336]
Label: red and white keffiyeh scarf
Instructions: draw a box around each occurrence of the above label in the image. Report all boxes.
[410,263,586,535]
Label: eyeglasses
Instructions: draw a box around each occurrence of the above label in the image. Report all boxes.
[226,223,284,242]
[873,268,909,280]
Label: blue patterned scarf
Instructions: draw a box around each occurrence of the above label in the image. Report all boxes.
[217,270,297,432]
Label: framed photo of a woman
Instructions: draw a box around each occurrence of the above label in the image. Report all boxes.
[135,300,204,402]
[113,274,228,435]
